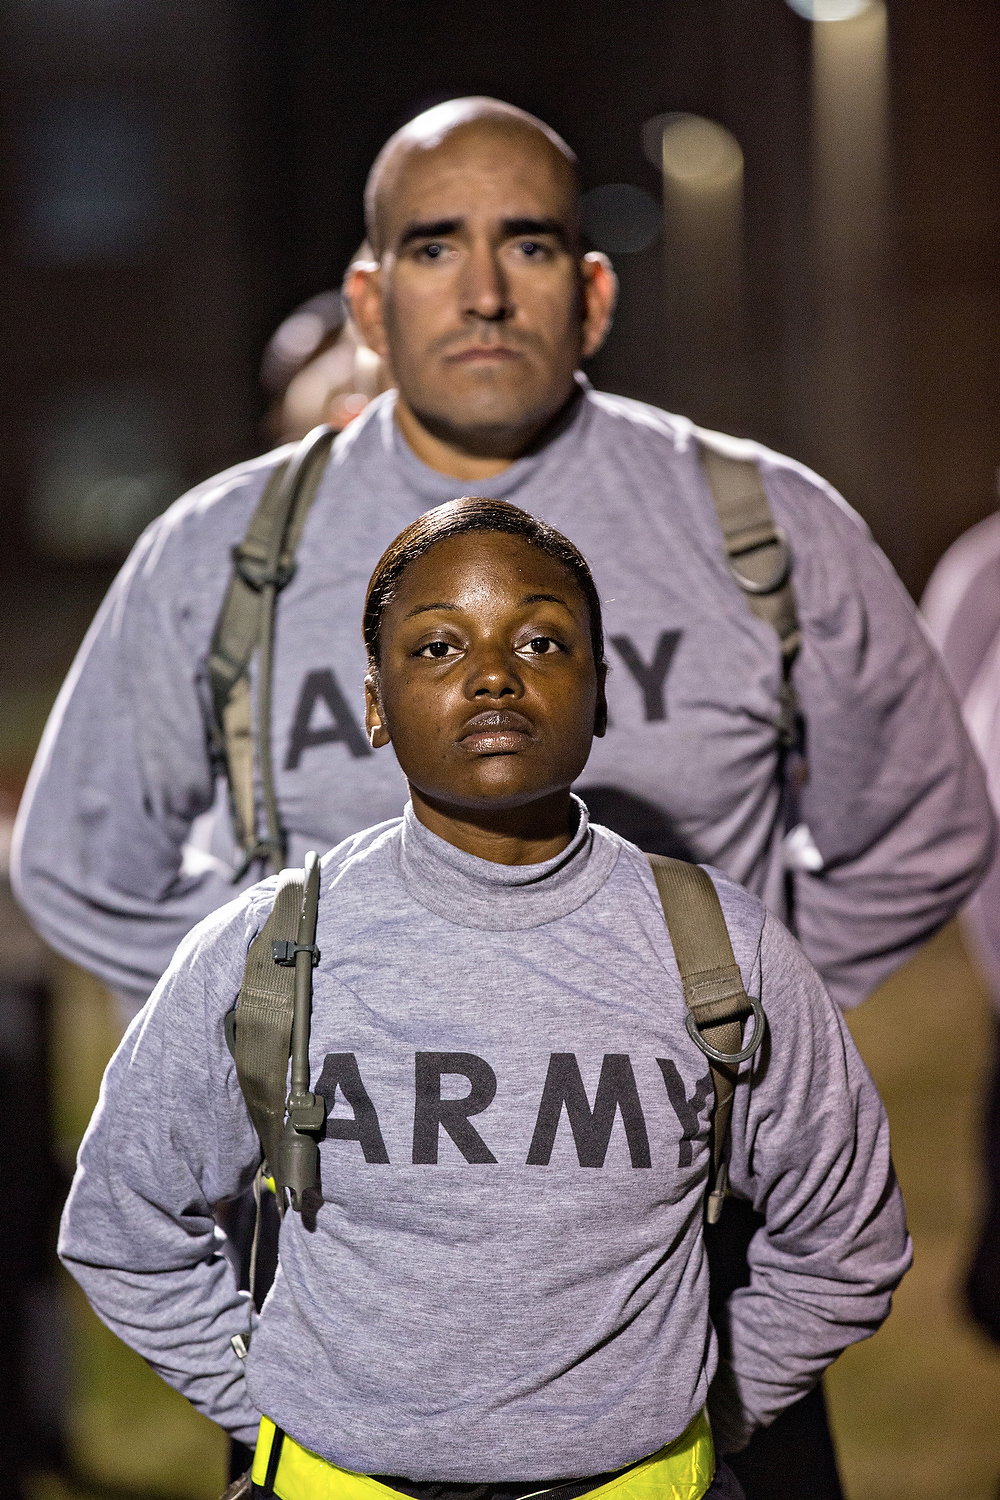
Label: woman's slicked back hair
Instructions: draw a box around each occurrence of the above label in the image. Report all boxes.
[363,497,606,676]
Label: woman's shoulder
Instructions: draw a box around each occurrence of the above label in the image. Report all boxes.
[590,827,768,979]
[320,818,404,883]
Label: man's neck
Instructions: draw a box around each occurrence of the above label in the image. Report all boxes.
[392,389,589,482]
[393,396,519,481]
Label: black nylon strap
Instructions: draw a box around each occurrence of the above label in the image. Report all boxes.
[261,1425,285,1498]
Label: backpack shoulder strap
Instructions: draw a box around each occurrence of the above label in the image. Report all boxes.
[208,425,335,874]
[646,853,766,1223]
[231,866,305,1199]
[698,444,803,755]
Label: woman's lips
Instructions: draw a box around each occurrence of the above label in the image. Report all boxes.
[458,710,534,753]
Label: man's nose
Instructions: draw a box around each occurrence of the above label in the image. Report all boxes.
[461,244,512,324]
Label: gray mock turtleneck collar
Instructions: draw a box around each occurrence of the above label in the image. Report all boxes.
[392,795,619,931]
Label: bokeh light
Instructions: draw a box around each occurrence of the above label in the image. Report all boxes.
[647,115,743,191]
[579,183,661,254]
[785,0,874,19]
[642,114,744,190]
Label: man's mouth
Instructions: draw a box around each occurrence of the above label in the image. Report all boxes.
[458,710,534,754]
[445,345,522,364]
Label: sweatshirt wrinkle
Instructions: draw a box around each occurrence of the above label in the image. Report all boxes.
[392,797,619,930]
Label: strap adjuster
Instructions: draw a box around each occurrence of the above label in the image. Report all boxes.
[232,546,296,592]
[726,527,792,596]
[272,940,321,968]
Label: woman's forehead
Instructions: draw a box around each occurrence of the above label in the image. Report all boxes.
[391,531,582,605]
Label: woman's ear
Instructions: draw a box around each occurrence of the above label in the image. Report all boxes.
[364,674,391,749]
[594,665,609,738]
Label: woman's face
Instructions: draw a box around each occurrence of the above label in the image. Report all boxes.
[366,531,606,815]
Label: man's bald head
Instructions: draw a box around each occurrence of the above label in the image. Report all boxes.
[364,97,579,258]
[348,97,615,475]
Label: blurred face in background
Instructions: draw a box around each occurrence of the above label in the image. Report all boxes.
[350,121,615,467]
[271,322,388,443]
[263,256,393,445]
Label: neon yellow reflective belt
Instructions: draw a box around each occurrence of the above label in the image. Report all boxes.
[251,1409,715,1500]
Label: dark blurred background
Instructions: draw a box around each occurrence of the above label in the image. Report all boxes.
[3,0,998,792]
[2,2,999,1497]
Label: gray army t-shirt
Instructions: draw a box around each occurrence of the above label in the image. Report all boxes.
[14,383,993,1010]
[59,804,910,1474]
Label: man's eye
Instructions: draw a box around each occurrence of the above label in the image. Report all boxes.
[419,242,448,260]
[415,640,460,659]
[521,636,562,655]
[518,241,546,257]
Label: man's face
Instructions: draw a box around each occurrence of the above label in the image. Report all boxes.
[352,126,613,458]
[366,531,606,815]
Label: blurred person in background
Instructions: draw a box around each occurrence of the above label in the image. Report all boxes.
[922,494,1000,1344]
[12,97,993,1500]
[261,246,391,444]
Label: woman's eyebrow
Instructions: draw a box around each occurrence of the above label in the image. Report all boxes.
[520,593,571,608]
[404,601,461,618]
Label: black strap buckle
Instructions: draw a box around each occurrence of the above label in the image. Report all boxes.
[232,546,296,592]
[272,940,321,968]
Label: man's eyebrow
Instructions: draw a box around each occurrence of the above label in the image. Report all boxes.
[397,216,572,251]
[398,219,464,248]
[501,218,572,249]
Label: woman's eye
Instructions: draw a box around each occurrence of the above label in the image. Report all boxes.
[522,636,561,655]
[415,640,460,659]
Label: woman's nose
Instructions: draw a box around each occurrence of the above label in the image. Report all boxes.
[466,645,522,697]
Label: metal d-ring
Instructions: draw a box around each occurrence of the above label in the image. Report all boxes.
[686,993,766,1066]
[727,529,792,596]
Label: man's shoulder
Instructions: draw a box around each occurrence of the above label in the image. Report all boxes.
[583,388,865,526]
[110,444,298,614]
[148,444,296,552]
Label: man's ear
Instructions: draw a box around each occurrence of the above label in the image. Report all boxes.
[594,664,609,738]
[345,262,390,362]
[580,253,618,360]
[364,675,391,749]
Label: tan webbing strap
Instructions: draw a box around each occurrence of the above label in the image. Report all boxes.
[698,445,803,759]
[698,445,800,661]
[646,853,765,1223]
[232,867,305,1202]
[208,425,335,873]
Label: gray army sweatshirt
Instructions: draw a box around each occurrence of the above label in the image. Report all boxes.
[14,384,994,1013]
[59,803,911,1478]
